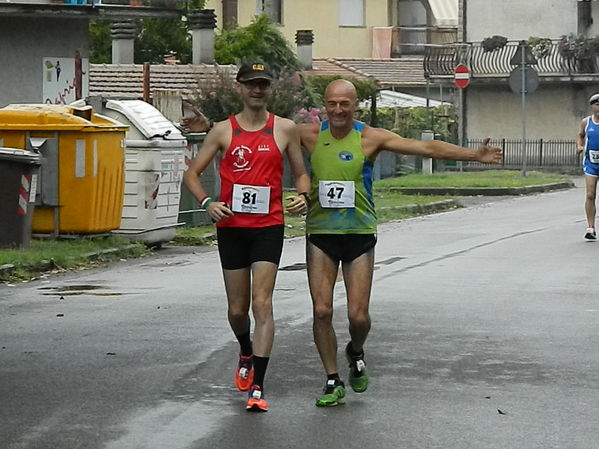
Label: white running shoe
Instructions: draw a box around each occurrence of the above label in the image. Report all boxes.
[584,228,596,241]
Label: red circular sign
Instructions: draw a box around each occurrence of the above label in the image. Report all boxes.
[454,64,470,89]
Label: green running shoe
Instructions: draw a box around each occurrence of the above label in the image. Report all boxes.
[315,379,346,407]
[346,343,368,393]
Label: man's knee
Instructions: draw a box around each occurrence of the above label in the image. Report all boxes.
[313,303,333,323]
[587,190,597,202]
[228,305,249,321]
[348,309,370,329]
[251,297,273,322]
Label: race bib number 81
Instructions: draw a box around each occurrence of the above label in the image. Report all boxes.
[318,180,355,208]
[232,184,270,214]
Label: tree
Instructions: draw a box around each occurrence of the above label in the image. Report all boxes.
[89,0,199,65]
[214,14,300,75]
[135,18,191,64]
[89,20,112,64]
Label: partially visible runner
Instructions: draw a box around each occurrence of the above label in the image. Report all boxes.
[182,62,310,412]
[298,79,502,407]
[576,92,599,241]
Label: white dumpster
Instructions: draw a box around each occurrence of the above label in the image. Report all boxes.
[100,99,186,246]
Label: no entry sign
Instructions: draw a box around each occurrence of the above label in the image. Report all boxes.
[454,64,470,89]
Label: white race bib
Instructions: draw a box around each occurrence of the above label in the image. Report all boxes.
[318,180,355,208]
[589,150,599,164]
[231,184,270,214]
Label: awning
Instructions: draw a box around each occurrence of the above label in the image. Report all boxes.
[427,0,458,27]
[359,90,444,109]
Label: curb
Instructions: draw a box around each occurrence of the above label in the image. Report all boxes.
[376,181,575,196]
[378,199,460,215]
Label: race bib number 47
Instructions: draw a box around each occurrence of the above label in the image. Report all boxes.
[318,180,355,208]
[232,184,270,214]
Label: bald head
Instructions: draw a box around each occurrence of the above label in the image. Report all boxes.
[325,79,358,102]
[323,79,359,135]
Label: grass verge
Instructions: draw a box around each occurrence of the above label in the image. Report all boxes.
[0,237,150,283]
[374,170,571,188]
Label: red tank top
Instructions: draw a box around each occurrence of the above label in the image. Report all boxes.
[217,113,284,228]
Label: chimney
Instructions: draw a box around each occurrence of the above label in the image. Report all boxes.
[189,9,217,64]
[295,30,314,70]
[111,20,137,64]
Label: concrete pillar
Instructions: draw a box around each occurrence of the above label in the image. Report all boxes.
[421,130,434,174]
[111,20,136,64]
[295,30,314,70]
[188,9,217,64]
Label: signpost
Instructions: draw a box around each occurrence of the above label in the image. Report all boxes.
[454,64,470,172]
[509,40,538,176]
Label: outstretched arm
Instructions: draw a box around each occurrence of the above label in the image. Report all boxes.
[364,127,502,164]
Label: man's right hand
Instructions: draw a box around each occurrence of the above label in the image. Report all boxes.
[181,106,212,133]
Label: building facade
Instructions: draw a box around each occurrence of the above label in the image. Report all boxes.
[205,0,457,59]
[0,1,181,108]
[427,0,599,145]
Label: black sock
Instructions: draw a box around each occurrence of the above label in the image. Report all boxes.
[235,331,253,356]
[347,341,363,359]
[327,373,341,384]
[252,356,269,389]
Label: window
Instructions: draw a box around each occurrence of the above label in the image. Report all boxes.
[339,0,364,27]
[257,0,282,24]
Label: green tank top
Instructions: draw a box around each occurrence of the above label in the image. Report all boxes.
[306,120,376,234]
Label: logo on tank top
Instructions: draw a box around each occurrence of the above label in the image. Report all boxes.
[258,144,270,152]
[231,145,252,171]
[338,151,353,162]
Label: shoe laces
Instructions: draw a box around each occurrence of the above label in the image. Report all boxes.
[355,360,366,373]
[238,355,253,379]
[323,379,340,394]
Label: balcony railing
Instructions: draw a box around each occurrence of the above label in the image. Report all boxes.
[424,40,599,78]
[392,26,457,57]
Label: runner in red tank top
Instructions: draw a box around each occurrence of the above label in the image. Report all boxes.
[183,62,310,412]
[218,112,283,228]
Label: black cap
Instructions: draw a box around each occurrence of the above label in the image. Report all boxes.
[236,62,274,83]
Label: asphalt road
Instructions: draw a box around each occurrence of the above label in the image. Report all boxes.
[2,183,599,449]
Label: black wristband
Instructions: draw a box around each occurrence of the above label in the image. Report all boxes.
[299,192,310,203]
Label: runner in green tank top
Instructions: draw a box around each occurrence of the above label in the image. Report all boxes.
[298,79,502,407]
[307,119,376,234]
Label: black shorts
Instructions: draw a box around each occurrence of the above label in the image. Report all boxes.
[217,225,284,270]
[307,233,377,263]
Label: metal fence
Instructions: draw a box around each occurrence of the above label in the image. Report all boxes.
[460,138,581,173]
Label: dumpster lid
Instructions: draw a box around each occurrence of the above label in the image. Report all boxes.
[0,104,128,131]
[104,100,184,141]
[0,147,41,164]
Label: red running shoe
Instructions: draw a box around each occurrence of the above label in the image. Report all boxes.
[235,354,254,391]
[246,385,268,412]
